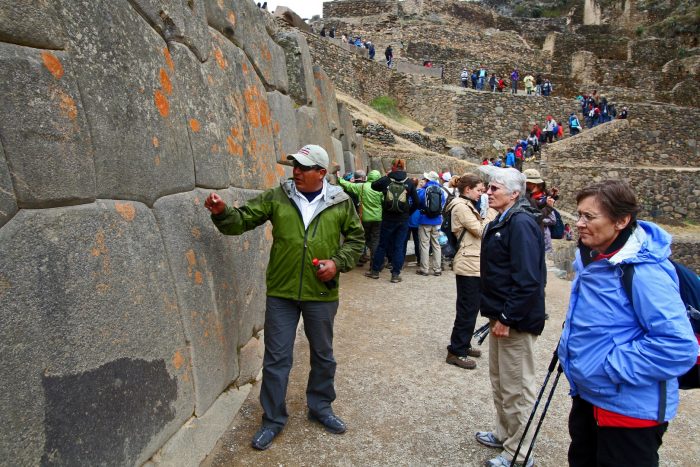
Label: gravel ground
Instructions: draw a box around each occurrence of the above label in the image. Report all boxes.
[202,262,700,467]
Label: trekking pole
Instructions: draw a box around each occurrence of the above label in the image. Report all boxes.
[511,346,559,465]
[523,362,564,466]
[473,323,490,345]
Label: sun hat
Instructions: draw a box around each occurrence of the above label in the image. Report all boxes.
[523,168,544,184]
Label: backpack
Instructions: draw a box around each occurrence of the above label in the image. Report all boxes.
[549,209,564,239]
[384,178,409,213]
[422,185,443,218]
[621,261,700,390]
[440,203,466,259]
[440,186,455,211]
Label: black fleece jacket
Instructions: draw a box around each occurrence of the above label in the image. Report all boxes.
[370,171,420,222]
[480,198,547,335]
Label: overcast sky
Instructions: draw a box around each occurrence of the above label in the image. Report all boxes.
[266,0,326,19]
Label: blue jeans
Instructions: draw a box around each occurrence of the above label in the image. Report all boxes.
[371,219,409,275]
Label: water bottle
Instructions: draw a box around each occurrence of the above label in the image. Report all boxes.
[438,230,448,246]
[312,258,337,289]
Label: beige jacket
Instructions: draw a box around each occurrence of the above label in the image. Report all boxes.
[449,197,497,277]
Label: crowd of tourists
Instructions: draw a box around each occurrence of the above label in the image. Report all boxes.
[460,67,554,96]
[204,143,698,467]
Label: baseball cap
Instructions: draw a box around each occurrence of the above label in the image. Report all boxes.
[287,144,329,170]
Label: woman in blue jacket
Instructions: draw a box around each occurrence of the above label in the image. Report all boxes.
[558,180,698,467]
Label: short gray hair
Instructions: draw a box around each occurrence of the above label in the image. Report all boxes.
[478,166,526,197]
[353,169,366,180]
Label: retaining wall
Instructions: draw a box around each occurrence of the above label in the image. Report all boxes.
[0,2,367,465]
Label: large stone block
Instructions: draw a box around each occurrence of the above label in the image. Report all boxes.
[0,0,66,49]
[343,150,356,174]
[58,0,194,206]
[153,188,268,415]
[273,6,312,32]
[295,105,335,162]
[204,0,288,92]
[129,0,212,61]
[235,333,264,387]
[207,31,285,190]
[338,103,357,152]
[267,91,300,163]
[0,140,18,229]
[332,137,345,174]
[0,43,95,208]
[0,201,194,465]
[313,65,341,137]
[275,31,315,106]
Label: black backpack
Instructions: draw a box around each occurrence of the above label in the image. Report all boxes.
[384,178,408,213]
[440,203,466,259]
[621,261,700,390]
[550,209,565,239]
[422,185,443,218]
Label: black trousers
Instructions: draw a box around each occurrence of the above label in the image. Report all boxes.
[260,297,338,431]
[362,220,381,260]
[568,396,667,467]
[447,275,481,356]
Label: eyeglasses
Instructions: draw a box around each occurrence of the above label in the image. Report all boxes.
[487,184,502,192]
[576,212,600,225]
[293,161,322,172]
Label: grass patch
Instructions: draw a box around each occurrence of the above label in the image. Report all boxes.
[370,96,404,121]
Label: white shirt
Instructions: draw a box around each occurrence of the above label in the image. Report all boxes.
[291,180,328,229]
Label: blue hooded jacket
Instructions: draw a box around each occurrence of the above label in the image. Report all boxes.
[558,221,698,422]
[416,180,446,226]
[505,151,516,168]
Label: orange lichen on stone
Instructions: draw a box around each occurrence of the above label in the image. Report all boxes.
[152,136,160,147]
[273,121,280,135]
[185,249,196,267]
[226,126,244,157]
[115,202,136,222]
[242,62,249,74]
[261,46,272,63]
[191,227,201,239]
[275,164,286,178]
[189,118,201,132]
[154,155,161,166]
[41,51,64,79]
[214,47,227,70]
[91,230,107,257]
[96,283,110,294]
[172,351,184,370]
[264,224,274,241]
[154,89,169,117]
[57,90,77,120]
[211,143,220,153]
[227,11,236,27]
[194,271,203,285]
[160,68,173,95]
[163,47,175,71]
[243,86,272,128]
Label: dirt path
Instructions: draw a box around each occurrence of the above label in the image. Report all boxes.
[202,263,700,466]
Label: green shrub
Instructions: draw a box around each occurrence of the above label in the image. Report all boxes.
[635,25,645,36]
[370,96,403,120]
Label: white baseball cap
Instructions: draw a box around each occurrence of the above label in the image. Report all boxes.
[287,144,329,170]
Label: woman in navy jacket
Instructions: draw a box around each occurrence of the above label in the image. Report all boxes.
[558,180,697,466]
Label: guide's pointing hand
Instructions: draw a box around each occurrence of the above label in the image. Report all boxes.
[204,192,226,215]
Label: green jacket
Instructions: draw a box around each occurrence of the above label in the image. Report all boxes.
[212,180,365,302]
[337,170,383,222]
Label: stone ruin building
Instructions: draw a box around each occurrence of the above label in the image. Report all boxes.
[0,0,697,465]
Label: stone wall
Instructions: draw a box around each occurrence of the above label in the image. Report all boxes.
[0,2,366,465]
[323,0,399,18]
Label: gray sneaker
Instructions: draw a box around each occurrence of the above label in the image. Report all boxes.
[390,274,402,283]
[475,431,503,449]
[484,454,534,467]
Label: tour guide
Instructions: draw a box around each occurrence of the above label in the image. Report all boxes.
[204,144,364,450]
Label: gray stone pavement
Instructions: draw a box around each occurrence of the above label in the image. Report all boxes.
[202,262,700,466]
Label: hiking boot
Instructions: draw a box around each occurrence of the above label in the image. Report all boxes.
[467,347,482,358]
[416,270,429,276]
[308,411,347,434]
[483,454,534,467]
[475,431,503,449]
[390,274,402,283]
[251,426,279,450]
[364,270,379,279]
[446,351,476,369]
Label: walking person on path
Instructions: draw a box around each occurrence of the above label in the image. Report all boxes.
[416,171,446,277]
[385,45,393,68]
[365,159,419,282]
[510,69,519,95]
[204,144,365,451]
[337,169,383,267]
[558,180,698,467]
[445,174,497,369]
[475,167,546,467]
